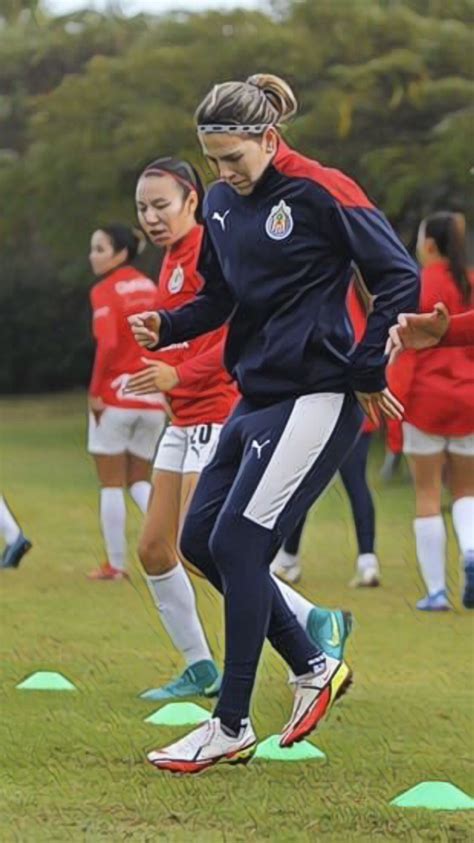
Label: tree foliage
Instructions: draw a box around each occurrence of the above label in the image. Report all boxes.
[0,0,472,392]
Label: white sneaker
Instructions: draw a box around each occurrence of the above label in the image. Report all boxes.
[147,717,257,775]
[280,655,352,748]
[270,548,302,583]
[349,554,380,588]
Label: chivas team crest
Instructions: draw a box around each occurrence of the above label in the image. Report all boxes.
[168,264,184,294]
[265,200,294,241]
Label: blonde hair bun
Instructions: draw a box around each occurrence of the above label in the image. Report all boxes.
[246,73,298,123]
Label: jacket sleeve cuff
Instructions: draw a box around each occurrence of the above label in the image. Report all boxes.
[348,364,387,393]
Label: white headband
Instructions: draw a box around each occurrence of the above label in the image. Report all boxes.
[197,123,274,135]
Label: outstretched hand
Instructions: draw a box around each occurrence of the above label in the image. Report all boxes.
[385,303,450,364]
[124,358,179,395]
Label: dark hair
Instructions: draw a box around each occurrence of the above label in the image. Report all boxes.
[99,224,145,262]
[139,156,204,223]
[423,212,471,304]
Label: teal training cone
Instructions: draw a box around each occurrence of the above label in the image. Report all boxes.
[255,734,326,761]
[390,782,474,811]
[16,671,76,691]
[145,702,211,726]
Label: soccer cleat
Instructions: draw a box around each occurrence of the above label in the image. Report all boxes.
[140,659,221,701]
[462,553,474,608]
[147,716,257,775]
[306,608,353,661]
[0,532,32,569]
[416,589,451,611]
[270,549,301,583]
[87,562,129,581]
[349,568,380,588]
[279,655,352,748]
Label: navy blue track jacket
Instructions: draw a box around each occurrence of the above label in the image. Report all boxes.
[157,140,420,404]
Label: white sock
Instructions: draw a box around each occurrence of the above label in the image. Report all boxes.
[357,553,379,573]
[272,575,313,629]
[146,564,212,665]
[271,547,300,572]
[0,496,21,545]
[414,515,446,596]
[129,481,152,514]
[452,497,474,556]
[100,487,126,571]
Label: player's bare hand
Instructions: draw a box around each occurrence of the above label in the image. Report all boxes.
[385,303,450,364]
[355,388,404,423]
[124,358,179,395]
[88,395,106,424]
[127,311,161,349]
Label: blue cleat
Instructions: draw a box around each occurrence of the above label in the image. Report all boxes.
[462,552,474,609]
[0,532,32,569]
[306,608,353,661]
[416,589,451,611]
[140,659,221,701]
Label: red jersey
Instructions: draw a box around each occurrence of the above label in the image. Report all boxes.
[441,309,474,347]
[390,262,474,436]
[89,265,165,410]
[153,225,238,426]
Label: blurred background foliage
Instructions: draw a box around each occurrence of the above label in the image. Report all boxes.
[0,0,472,391]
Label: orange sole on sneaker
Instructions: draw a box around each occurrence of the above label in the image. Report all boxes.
[280,663,353,748]
[147,743,256,776]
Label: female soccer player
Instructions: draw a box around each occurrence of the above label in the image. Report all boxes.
[125,157,353,700]
[130,74,419,773]
[87,224,167,580]
[389,212,474,611]
[272,276,381,587]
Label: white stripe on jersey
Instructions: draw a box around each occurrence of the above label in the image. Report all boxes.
[243,393,344,530]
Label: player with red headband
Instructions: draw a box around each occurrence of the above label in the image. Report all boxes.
[87,224,167,581]
[125,157,354,701]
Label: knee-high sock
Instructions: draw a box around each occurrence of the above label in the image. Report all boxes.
[272,575,314,629]
[0,496,21,545]
[452,497,474,556]
[100,487,126,571]
[414,515,446,595]
[129,480,152,514]
[146,564,212,666]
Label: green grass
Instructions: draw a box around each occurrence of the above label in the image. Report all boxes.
[1,393,473,842]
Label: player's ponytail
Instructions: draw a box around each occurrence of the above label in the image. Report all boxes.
[100,224,143,262]
[424,212,471,304]
[195,73,298,134]
[246,74,298,123]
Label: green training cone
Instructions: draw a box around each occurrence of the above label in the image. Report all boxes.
[16,671,77,691]
[255,734,326,761]
[390,781,474,811]
[145,702,211,726]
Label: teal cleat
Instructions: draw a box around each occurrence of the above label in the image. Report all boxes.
[306,608,353,661]
[140,659,221,702]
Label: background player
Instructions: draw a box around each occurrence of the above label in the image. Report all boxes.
[87,225,167,580]
[388,212,474,610]
[130,73,418,774]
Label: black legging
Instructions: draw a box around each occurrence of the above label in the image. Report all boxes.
[284,432,375,556]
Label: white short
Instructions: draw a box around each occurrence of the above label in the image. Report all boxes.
[403,422,474,457]
[88,407,166,461]
[154,423,222,474]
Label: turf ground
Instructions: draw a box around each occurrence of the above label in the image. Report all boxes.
[1,393,473,842]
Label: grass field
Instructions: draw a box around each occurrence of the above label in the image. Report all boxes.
[1,393,473,842]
